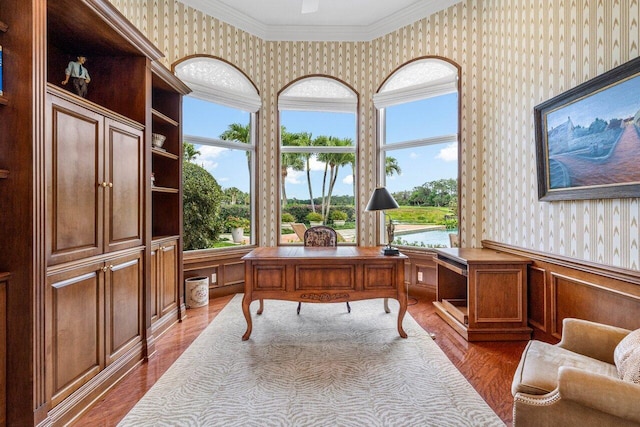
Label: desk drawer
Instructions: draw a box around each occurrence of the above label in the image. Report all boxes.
[295,265,355,290]
[252,265,286,291]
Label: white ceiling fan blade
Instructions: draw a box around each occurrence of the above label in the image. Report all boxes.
[301,0,319,14]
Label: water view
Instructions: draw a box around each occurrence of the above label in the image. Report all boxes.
[396,228,458,248]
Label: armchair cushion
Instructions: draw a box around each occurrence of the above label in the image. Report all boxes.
[512,340,617,396]
[614,328,640,383]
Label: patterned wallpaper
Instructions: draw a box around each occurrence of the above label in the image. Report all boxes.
[112,0,640,271]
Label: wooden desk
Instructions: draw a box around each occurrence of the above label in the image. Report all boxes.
[241,246,407,340]
[433,248,532,341]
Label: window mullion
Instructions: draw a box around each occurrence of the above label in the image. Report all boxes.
[184,134,255,151]
[381,134,458,152]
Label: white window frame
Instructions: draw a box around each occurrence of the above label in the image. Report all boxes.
[374,58,460,247]
[176,57,259,247]
[278,76,358,244]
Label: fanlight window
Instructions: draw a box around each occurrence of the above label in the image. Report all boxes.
[374,58,460,249]
[279,77,357,113]
[175,57,261,112]
[278,76,358,245]
[178,57,259,250]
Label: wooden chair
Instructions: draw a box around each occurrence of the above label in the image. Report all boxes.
[291,223,308,242]
[449,233,459,248]
[299,226,351,314]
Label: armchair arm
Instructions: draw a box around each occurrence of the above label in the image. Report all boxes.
[558,318,630,364]
[557,366,640,424]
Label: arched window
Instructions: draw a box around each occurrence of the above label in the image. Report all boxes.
[176,57,260,250]
[278,76,358,244]
[374,58,460,248]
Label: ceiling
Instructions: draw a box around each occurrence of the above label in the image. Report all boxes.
[180,0,462,41]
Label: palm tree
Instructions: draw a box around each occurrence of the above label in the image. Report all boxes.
[296,132,315,212]
[317,137,354,223]
[183,142,201,162]
[385,156,402,178]
[280,127,306,210]
[220,123,251,174]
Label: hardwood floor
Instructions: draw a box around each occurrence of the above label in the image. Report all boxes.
[73,290,551,426]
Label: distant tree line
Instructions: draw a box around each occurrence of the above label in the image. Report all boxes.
[392,178,458,208]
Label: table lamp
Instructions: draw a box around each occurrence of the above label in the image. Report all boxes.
[365,186,400,256]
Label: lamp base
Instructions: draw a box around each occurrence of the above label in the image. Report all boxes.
[382,247,400,256]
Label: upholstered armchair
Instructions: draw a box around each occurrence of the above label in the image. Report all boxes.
[512,318,640,427]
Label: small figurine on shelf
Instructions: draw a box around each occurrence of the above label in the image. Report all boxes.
[61,55,91,98]
[151,172,156,187]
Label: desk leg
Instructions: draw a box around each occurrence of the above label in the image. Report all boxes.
[397,297,407,338]
[242,294,253,341]
[397,280,408,338]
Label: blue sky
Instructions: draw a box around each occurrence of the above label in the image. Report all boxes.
[183,93,458,199]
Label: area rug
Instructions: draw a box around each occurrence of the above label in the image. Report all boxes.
[119,295,504,426]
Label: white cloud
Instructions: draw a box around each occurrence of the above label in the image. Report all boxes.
[409,152,419,159]
[286,169,304,184]
[308,157,326,171]
[436,142,458,162]
[342,174,353,185]
[196,145,226,171]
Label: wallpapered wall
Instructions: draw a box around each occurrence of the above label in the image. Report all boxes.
[112,0,640,271]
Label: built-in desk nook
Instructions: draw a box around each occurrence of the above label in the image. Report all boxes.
[433,248,532,341]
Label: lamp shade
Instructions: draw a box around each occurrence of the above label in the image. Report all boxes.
[365,187,399,211]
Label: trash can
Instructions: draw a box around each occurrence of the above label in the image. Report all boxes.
[185,276,209,308]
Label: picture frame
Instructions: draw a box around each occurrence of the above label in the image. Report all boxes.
[534,56,640,201]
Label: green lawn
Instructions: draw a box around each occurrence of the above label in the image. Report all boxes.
[390,206,454,225]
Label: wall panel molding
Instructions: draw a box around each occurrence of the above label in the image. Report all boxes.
[484,240,640,338]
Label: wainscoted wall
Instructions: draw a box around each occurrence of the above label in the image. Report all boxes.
[484,240,640,337]
[111,0,640,272]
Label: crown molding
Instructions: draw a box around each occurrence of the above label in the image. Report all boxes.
[180,0,462,42]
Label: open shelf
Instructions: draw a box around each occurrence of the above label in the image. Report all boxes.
[152,186,179,194]
[152,147,179,160]
[152,109,179,127]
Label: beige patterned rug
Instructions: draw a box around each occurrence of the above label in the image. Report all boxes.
[119,295,504,426]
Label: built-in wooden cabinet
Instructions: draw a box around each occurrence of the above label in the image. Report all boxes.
[151,237,180,337]
[149,63,190,338]
[46,250,144,407]
[0,0,189,424]
[433,248,533,341]
[45,89,144,265]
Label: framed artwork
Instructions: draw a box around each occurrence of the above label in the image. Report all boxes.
[534,56,640,201]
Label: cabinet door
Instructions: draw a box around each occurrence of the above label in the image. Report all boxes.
[105,118,144,253]
[46,96,104,265]
[159,240,178,317]
[105,250,144,365]
[47,262,105,407]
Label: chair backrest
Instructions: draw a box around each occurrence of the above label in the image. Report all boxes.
[304,226,337,247]
[449,233,459,248]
